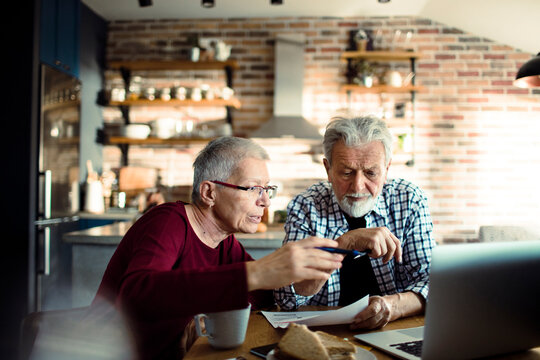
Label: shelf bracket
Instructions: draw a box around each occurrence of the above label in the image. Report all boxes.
[119,144,129,167]
[225,65,234,88]
[119,105,130,125]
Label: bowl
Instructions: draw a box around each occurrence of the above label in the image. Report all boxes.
[121,124,151,139]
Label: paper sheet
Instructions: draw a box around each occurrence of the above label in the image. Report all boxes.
[261,295,369,328]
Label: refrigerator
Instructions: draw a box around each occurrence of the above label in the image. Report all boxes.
[34,64,81,311]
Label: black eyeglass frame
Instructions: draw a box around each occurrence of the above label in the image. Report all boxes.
[210,180,278,199]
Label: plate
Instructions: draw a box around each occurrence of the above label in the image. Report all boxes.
[266,346,376,360]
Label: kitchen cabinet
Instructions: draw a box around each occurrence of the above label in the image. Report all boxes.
[99,60,240,166]
[40,0,80,77]
[340,50,424,166]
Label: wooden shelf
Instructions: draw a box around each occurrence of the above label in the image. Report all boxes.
[108,98,241,109]
[58,137,80,145]
[108,60,238,71]
[342,84,425,94]
[341,51,423,61]
[42,99,80,112]
[105,136,215,146]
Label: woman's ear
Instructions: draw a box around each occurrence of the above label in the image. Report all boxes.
[199,181,216,207]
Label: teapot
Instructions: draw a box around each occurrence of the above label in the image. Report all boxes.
[215,41,231,61]
[384,70,403,87]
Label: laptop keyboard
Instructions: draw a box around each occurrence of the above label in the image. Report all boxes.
[390,340,423,357]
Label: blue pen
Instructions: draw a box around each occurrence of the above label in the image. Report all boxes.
[316,246,369,259]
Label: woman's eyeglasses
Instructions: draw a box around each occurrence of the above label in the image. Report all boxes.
[211,180,278,199]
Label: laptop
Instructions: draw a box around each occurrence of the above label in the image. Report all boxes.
[354,240,540,360]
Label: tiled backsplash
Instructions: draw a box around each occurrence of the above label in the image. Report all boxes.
[102,16,540,243]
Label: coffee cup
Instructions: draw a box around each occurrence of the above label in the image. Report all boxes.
[194,304,251,349]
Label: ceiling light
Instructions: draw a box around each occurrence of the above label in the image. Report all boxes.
[514,53,540,88]
[378,0,391,3]
[138,0,152,7]
[202,0,215,8]
[271,0,283,4]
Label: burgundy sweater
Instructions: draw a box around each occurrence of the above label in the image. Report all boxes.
[92,202,273,359]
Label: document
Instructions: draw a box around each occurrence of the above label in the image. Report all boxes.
[261,295,369,328]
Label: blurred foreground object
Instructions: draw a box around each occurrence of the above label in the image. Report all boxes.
[514,52,540,88]
[22,302,134,360]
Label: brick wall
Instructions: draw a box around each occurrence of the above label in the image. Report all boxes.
[102,16,540,243]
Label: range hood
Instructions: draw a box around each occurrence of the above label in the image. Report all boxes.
[251,33,322,139]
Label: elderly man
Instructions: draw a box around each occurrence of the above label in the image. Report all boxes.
[275,115,435,330]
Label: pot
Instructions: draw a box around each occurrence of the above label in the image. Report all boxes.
[121,124,151,139]
[384,70,403,87]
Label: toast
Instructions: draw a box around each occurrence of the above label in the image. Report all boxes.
[275,323,356,360]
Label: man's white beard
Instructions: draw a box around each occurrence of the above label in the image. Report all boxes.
[338,193,376,218]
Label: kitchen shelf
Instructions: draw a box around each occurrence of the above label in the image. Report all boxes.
[42,99,80,112]
[100,59,240,167]
[108,98,241,108]
[341,84,425,94]
[105,136,214,146]
[341,46,423,167]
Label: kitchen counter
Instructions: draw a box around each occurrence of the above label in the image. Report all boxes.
[78,208,138,220]
[64,221,285,248]
[63,222,285,307]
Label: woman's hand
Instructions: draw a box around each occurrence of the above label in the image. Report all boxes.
[246,237,344,291]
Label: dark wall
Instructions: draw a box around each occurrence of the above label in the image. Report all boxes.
[0,1,107,358]
[1,0,40,357]
[80,2,107,181]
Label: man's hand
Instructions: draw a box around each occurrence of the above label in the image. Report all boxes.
[350,292,425,330]
[246,237,344,291]
[337,227,402,263]
[350,296,392,329]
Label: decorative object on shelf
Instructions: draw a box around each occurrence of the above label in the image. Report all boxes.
[215,41,232,61]
[150,118,183,139]
[391,30,414,51]
[352,59,376,88]
[188,34,201,61]
[121,123,151,139]
[353,29,370,51]
[514,52,540,88]
[384,69,403,87]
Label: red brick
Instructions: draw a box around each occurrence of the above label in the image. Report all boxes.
[458,71,479,77]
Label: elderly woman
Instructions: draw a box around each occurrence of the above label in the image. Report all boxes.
[91,136,343,360]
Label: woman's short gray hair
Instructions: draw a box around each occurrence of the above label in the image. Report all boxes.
[323,115,393,166]
[191,136,269,205]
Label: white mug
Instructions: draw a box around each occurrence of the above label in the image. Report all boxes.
[194,304,251,349]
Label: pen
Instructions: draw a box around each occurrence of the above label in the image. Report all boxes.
[316,247,369,259]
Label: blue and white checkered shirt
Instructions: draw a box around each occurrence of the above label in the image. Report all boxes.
[274,178,436,310]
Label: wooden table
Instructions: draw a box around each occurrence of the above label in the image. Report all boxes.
[184,307,540,360]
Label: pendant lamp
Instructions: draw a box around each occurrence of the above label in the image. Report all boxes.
[514,53,540,88]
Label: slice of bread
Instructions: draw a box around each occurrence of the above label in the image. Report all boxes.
[276,323,329,360]
[316,331,356,355]
[275,323,356,360]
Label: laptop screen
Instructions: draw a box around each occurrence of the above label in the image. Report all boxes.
[422,240,540,359]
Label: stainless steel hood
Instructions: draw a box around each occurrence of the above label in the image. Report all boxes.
[251,33,322,139]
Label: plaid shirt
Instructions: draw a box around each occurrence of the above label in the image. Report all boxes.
[274,178,436,310]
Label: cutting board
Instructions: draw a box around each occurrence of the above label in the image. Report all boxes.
[118,167,157,191]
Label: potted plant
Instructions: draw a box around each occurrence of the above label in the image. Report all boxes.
[353,60,375,88]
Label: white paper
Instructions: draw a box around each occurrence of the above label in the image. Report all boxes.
[261,295,369,328]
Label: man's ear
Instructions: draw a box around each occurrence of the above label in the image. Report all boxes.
[323,158,331,180]
[384,159,392,182]
[199,181,216,207]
